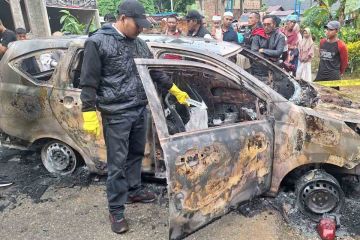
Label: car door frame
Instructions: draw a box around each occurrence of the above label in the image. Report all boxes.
[135,58,276,239]
[148,42,302,103]
[48,43,107,174]
[1,48,67,143]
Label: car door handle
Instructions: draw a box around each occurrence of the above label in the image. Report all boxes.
[59,96,78,107]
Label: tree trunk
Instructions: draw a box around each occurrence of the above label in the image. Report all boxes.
[338,0,346,25]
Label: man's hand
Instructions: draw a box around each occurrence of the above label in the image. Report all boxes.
[82,111,101,137]
[259,48,264,53]
[169,84,190,106]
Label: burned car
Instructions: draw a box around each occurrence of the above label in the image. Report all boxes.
[1,36,360,239]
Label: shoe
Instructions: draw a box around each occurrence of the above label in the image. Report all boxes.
[126,188,156,204]
[0,181,13,188]
[109,214,129,234]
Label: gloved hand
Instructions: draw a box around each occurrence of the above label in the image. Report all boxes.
[169,84,190,106]
[82,111,101,137]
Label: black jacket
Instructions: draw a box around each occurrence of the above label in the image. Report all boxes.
[223,26,238,43]
[262,30,286,60]
[188,25,210,38]
[80,24,173,114]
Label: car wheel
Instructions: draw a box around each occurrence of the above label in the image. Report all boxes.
[41,140,77,175]
[295,169,344,221]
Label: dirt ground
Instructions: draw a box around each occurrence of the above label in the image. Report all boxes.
[1,146,360,240]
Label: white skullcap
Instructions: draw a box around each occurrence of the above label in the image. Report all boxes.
[223,11,233,17]
[212,15,221,21]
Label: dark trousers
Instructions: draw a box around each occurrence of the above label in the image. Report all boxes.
[101,106,147,216]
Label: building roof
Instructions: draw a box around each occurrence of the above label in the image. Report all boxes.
[269,10,296,16]
[266,5,284,13]
[45,0,97,9]
[263,0,314,12]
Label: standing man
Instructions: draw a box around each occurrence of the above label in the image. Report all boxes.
[80,0,189,234]
[315,21,348,84]
[259,15,286,62]
[185,10,211,38]
[222,12,238,43]
[0,19,17,60]
[165,16,181,36]
[244,12,268,51]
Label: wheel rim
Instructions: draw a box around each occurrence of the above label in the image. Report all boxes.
[301,180,340,214]
[45,142,76,174]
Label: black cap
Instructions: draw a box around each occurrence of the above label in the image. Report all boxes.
[117,0,151,28]
[185,10,204,20]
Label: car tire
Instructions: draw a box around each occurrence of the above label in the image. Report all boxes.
[41,140,77,175]
[295,169,344,221]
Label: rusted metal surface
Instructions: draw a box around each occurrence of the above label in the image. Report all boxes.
[136,60,274,239]
[166,127,273,239]
[270,101,360,194]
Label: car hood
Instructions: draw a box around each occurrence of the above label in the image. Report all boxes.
[311,83,360,123]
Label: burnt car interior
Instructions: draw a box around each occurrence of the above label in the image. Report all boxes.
[71,50,84,88]
[237,50,296,100]
[150,66,268,135]
[155,49,306,106]
[15,50,65,84]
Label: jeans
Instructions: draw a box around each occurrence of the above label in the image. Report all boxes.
[101,106,147,217]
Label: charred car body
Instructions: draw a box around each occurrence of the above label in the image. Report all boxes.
[1,35,360,239]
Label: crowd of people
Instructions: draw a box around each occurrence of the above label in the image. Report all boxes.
[160,10,348,83]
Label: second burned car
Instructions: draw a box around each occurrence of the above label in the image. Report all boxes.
[1,35,360,239]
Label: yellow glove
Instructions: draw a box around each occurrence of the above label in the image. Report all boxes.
[82,111,101,138]
[169,84,190,106]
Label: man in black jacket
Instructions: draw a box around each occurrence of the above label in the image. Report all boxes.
[244,12,268,51]
[259,15,285,62]
[80,0,189,234]
[185,10,211,38]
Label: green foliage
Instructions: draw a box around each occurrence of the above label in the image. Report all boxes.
[345,0,360,14]
[260,4,268,12]
[340,26,360,43]
[185,2,197,12]
[138,0,156,14]
[174,0,196,13]
[97,0,194,15]
[308,26,326,42]
[347,41,360,73]
[97,0,119,16]
[60,10,85,35]
[301,6,329,42]
[302,6,330,28]
[153,0,195,14]
[97,0,156,15]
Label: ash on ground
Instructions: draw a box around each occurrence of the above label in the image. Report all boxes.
[236,178,360,239]
[0,146,167,212]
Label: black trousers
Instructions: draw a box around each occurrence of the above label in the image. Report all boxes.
[101,106,147,216]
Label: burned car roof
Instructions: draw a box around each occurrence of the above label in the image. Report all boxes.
[2,34,241,61]
[2,38,74,61]
[138,34,241,58]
